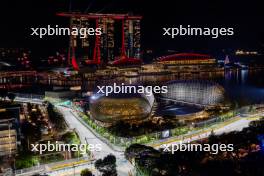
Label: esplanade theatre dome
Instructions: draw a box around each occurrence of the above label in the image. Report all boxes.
[162,80,225,106]
[89,88,155,124]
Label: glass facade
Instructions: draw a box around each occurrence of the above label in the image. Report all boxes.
[89,92,154,124]
[162,80,224,106]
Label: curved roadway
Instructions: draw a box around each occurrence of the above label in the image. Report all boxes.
[56,106,134,176]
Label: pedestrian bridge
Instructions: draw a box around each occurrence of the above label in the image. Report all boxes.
[12,93,45,104]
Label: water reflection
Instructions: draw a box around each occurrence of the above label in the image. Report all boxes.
[83,69,264,106]
[221,69,264,105]
[241,69,248,84]
[224,69,248,85]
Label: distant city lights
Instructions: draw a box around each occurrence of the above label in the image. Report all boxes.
[235,50,258,56]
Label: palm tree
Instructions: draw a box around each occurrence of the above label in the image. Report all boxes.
[80,168,93,176]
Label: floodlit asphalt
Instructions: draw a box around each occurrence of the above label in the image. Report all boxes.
[55,106,134,176]
[154,117,253,149]
[14,97,262,176]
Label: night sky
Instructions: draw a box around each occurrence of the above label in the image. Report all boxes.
[1,0,263,56]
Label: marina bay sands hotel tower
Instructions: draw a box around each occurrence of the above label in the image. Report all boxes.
[57,13,142,66]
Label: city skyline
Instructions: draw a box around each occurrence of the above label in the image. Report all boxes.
[1,1,264,176]
[1,0,264,55]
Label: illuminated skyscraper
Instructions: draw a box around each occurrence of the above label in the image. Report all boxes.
[133,19,141,58]
[70,17,91,64]
[99,18,115,62]
[123,19,141,58]
[57,13,142,68]
[107,18,115,61]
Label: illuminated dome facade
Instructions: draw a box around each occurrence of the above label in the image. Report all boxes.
[89,91,154,124]
[162,80,224,106]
